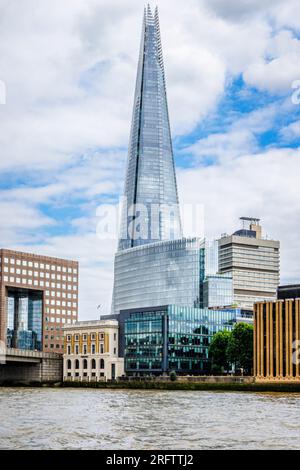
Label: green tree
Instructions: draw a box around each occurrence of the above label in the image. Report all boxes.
[209,330,231,373]
[227,323,254,374]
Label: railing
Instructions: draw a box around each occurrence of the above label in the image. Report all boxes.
[5,348,61,359]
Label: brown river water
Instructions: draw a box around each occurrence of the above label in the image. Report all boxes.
[0,387,300,450]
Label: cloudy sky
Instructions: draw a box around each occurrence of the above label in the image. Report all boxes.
[0,0,300,319]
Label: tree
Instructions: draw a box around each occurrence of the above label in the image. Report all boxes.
[169,370,177,382]
[227,323,253,374]
[209,330,231,374]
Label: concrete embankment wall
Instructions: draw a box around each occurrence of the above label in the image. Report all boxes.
[0,357,62,385]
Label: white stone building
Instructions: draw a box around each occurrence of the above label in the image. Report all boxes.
[63,320,124,382]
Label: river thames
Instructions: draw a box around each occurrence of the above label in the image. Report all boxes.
[1,387,300,450]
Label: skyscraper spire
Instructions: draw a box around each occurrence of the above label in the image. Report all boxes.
[118,6,182,251]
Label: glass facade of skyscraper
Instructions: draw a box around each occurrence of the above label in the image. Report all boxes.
[118,6,181,251]
[112,238,205,314]
[6,288,43,351]
[121,305,238,375]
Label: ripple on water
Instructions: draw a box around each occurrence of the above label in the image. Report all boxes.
[1,388,300,449]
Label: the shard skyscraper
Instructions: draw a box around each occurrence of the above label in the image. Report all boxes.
[112,6,203,314]
[118,5,182,250]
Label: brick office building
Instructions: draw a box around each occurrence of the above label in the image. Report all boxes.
[0,249,78,354]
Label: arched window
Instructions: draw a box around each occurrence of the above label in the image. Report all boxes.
[91,359,96,370]
[100,359,105,370]
[67,359,72,369]
[83,359,88,370]
[75,359,80,370]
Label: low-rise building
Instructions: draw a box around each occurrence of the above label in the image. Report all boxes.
[116,305,252,376]
[254,297,300,382]
[63,320,124,382]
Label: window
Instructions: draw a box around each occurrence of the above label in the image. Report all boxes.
[83,344,87,355]
[114,333,117,341]
[75,345,79,354]
[75,360,80,369]
[91,359,96,370]
[91,344,96,354]
[100,359,105,369]
[67,345,71,355]
[100,344,104,354]
[83,359,88,370]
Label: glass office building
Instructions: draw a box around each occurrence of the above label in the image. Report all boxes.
[118,6,182,251]
[112,238,205,314]
[119,305,238,375]
[6,288,43,351]
[203,274,233,308]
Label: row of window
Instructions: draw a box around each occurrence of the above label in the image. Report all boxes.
[68,343,109,355]
[45,317,75,325]
[1,266,77,281]
[67,358,106,369]
[1,257,77,273]
[67,332,111,341]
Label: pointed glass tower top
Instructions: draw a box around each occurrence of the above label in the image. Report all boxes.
[118,5,182,251]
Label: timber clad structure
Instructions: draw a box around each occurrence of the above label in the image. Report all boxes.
[254,299,300,381]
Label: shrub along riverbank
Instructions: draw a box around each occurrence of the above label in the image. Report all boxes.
[2,379,300,392]
[61,380,300,393]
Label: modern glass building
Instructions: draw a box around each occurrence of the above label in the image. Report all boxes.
[118,5,182,251]
[6,288,43,351]
[203,274,233,309]
[118,305,240,375]
[112,238,205,314]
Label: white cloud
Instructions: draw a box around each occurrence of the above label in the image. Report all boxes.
[1,0,300,318]
[178,146,300,285]
[244,30,300,93]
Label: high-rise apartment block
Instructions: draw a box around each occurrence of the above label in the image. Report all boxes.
[218,218,280,310]
[0,249,78,354]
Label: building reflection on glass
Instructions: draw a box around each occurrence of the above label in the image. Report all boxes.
[6,288,43,351]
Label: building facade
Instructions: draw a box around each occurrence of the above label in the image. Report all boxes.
[254,298,300,382]
[112,238,205,314]
[0,249,78,354]
[218,218,280,310]
[278,284,300,300]
[118,305,246,376]
[203,274,233,309]
[112,7,187,314]
[118,5,182,251]
[63,320,124,382]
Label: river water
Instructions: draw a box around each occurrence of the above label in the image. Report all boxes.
[0,387,300,450]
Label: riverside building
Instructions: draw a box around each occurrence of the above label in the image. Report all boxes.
[1,248,78,354]
[117,305,252,376]
[63,320,124,382]
[218,217,280,310]
[254,294,300,382]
